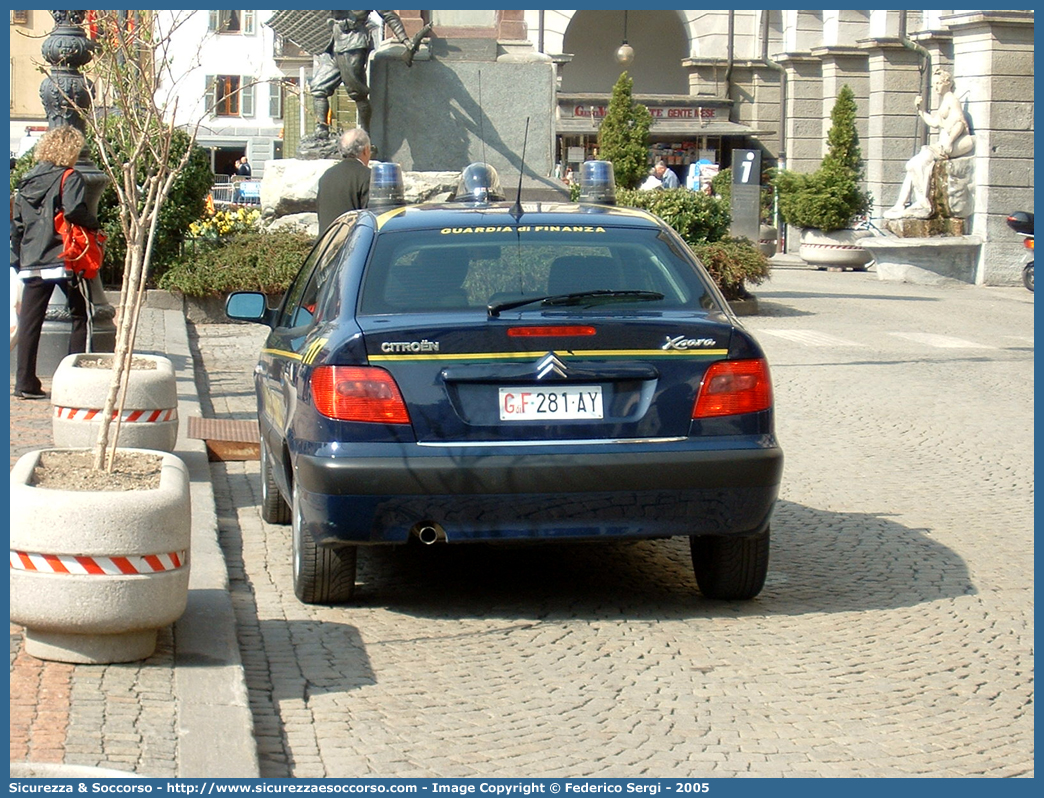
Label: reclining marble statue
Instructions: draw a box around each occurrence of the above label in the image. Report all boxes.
[884,69,975,220]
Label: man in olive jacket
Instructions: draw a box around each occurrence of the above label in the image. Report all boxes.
[317,128,371,233]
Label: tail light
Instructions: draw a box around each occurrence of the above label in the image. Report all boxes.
[311,366,410,424]
[1025,238,1034,251]
[692,358,773,419]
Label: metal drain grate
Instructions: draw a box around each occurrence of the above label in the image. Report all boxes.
[186,417,260,461]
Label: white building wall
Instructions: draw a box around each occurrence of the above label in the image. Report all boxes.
[156,10,283,176]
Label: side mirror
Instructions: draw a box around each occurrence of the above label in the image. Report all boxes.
[225,291,274,326]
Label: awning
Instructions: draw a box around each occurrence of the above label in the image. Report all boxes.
[265,10,334,56]
[557,118,771,138]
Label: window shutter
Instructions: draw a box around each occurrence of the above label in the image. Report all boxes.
[241,77,255,118]
[204,75,216,114]
[207,10,218,32]
[269,81,282,119]
[243,10,255,35]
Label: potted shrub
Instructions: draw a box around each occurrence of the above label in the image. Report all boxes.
[774,84,874,269]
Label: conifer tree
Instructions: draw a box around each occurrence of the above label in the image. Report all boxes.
[775,83,872,231]
[597,72,652,189]
[822,85,864,179]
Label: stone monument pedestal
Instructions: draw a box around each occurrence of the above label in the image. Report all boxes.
[885,217,966,238]
[860,235,983,285]
[370,45,559,198]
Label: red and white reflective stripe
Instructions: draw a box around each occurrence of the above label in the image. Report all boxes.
[10,549,186,575]
[801,242,864,251]
[53,407,178,423]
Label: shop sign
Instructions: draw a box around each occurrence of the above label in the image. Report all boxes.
[648,107,718,120]
[571,105,719,124]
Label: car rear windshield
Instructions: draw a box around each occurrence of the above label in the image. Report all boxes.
[357,227,716,315]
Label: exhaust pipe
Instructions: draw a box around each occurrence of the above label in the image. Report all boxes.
[412,522,447,545]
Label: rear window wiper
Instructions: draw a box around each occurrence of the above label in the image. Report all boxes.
[488,290,664,317]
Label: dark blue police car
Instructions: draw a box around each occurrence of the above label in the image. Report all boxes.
[226,161,783,604]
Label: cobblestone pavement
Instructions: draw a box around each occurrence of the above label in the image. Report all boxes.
[192,265,1033,778]
[10,310,179,777]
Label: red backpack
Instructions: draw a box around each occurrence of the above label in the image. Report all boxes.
[54,168,107,280]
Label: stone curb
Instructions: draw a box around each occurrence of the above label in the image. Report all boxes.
[163,309,260,778]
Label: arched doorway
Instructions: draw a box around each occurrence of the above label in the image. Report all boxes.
[556,10,753,190]
[560,10,689,95]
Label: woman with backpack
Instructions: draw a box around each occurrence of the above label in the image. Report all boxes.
[10,125,99,400]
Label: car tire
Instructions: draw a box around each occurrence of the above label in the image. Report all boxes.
[689,528,769,600]
[260,437,291,525]
[291,484,357,604]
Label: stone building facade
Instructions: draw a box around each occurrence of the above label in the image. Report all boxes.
[524,9,1034,283]
[10,9,1033,283]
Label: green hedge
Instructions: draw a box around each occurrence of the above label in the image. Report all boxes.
[616,187,731,244]
[158,231,315,297]
[615,187,769,300]
[689,238,769,301]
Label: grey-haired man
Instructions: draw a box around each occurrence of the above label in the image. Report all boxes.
[317,128,372,233]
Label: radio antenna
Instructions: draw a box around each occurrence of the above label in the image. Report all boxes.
[510,117,529,221]
[478,70,486,168]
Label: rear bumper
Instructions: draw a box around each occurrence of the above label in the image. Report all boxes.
[293,440,783,546]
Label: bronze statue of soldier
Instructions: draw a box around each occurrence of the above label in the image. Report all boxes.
[309,10,412,139]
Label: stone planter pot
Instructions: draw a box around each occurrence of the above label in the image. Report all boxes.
[10,448,191,663]
[758,224,778,258]
[798,228,873,270]
[51,353,178,452]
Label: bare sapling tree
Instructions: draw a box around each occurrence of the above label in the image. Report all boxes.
[68,12,212,471]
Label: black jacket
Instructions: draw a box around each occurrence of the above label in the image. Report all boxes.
[11,162,98,277]
[317,157,370,233]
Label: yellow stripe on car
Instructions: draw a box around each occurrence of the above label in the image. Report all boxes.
[303,338,328,365]
[262,347,302,361]
[375,206,407,229]
[370,349,729,362]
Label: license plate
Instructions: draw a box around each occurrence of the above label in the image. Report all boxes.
[499,386,603,421]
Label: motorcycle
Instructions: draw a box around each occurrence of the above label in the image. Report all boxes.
[1006,211,1034,292]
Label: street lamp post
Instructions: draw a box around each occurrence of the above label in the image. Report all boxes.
[35,10,116,373]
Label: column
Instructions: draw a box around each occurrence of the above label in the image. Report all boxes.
[35,11,115,372]
[856,38,923,221]
[813,46,869,167]
[775,54,822,174]
[944,11,1034,285]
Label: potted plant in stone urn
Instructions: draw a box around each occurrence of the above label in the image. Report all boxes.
[774,84,874,270]
[9,12,209,664]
